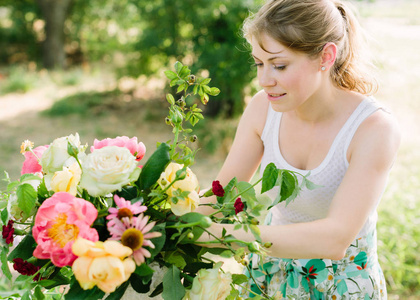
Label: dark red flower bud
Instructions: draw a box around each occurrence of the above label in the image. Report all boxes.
[2,220,14,245]
[212,180,225,197]
[12,258,42,281]
[234,197,245,214]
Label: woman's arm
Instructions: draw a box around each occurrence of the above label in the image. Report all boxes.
[200,109,401,260]
[197,91,268,215]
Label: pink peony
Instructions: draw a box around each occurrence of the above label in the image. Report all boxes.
[32,192,99,267]
[21,145,49,175]
[91,136,146,161]
[106,195,147,227]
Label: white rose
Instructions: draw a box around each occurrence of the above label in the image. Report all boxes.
[79,146,140,197]
[40,133,84,174]
[184,262,232,300]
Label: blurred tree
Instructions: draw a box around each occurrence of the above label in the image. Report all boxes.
[130,0,259,117]
[35,0,72,69]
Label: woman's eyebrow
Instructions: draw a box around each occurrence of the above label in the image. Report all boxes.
[251,54,287,61]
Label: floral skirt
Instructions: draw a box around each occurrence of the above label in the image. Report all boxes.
[242,231,387,299]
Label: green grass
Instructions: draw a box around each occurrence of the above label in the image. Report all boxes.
[0,66,38,94]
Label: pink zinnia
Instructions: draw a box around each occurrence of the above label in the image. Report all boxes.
[21,145,49,175]
[108,214,162,265]
[32,192,99,267]
[106,195,147,227]
[91,136,146,161]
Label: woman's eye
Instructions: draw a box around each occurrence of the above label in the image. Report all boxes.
[274,65,286,70]
[252,62,263,68]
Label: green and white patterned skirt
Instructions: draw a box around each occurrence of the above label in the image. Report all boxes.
[242,230,387,299]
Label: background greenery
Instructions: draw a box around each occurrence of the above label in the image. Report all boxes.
[0,0,419,298]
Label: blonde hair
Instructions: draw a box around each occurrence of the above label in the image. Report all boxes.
[243,0,377,95]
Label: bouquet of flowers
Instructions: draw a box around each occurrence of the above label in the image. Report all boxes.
[0,62,316,300]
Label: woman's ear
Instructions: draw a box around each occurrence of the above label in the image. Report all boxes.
[320,42,337,71]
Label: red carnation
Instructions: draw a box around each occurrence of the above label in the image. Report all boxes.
[13,258,42,281]
[212,180,225,197]
[2,220,14,245]
[234,198,245,214]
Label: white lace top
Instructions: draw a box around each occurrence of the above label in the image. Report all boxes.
[260,97,385,237]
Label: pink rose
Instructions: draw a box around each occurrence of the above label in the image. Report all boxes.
[32,192,99,267]
[91,136,146,161]
[21,145,49,175]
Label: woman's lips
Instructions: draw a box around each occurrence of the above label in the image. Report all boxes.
[267,93,287,101]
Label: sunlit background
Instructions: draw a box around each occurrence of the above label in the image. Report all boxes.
[0,0,419,298]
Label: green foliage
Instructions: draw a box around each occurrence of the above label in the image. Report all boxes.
[0,66,38,94]
[128,0,258,117]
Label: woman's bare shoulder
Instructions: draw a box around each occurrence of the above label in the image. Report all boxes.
[349,106,401,169]
[242,90,270,137]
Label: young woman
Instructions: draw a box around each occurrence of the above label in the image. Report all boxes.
[198,0,400,299]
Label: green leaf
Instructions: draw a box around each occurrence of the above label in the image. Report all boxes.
[137,143,170,190]
[179,65,190,79]
[280,171,297,202]
[149,282,163,297]
[20,174,42,183]
[16,183,37,216]
[134,263,155,278]
[174,61,183,74]
[105,281,130,300]
[232,274,248,285]
[147,223,166,259]
[164,70,178,80]
[261,163,279,194]
[21,291,31,300]
[201,78,211,85]
[1,247,12,281]
[65,278,105,300]
[8,233,36,262]
[164,251,187,269]
[7,180,20,192]
[129,273,151,294]
[303,177,323,190]
[1,208,8,225]
[162,266,185,300]
[236,181,257,203]
[33,286,45,300]
[209,87,220,96]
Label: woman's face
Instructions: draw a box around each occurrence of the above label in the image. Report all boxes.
[251,34,323,112]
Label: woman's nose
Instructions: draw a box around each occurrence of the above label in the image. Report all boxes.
[258,68,276,87]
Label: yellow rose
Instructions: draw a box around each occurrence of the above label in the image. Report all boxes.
[171,190,200,216]
[50,162,82,196]
[72,238,136,293]
[184,262,232,300]
[158,162,199,197]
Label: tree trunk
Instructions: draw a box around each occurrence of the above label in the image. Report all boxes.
[36,0,72,69]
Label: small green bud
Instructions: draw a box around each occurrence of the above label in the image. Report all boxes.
[187,75,196,85]
[263,242,273,249]
[187,232,194,240]
[171,110,183,124]
[247,241,260,253]
[176,99,186,107]
[199,216,212,228]
[240,257,249,266]
[165,117,171,125]
[250,219,259,225]
[189,135,197,143]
